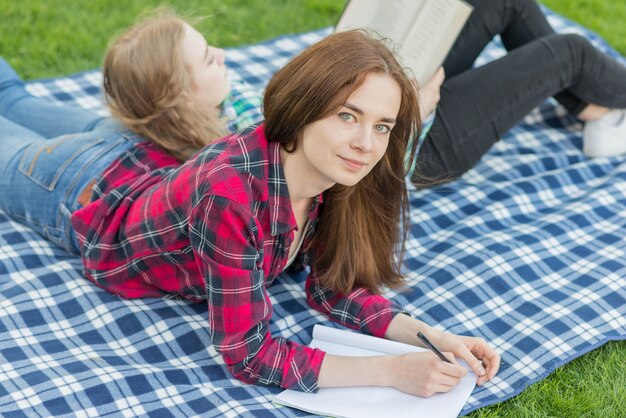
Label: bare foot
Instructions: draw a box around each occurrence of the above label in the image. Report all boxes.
[578,103,611,122]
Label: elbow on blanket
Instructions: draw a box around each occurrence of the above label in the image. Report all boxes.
[222,337,323,392]
[214,331,280,385]
[224,341,284,388]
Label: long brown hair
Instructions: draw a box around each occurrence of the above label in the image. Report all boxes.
[264,30,421,294]
[102,11,228,161]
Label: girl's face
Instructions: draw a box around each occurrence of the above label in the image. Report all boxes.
[297,73,401,188]
[182,24,231,108]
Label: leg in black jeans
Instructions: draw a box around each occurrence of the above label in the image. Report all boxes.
[444,0,584,113]
[413,0,626,183]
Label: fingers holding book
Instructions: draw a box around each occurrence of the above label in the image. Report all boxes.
[418,66,445,118]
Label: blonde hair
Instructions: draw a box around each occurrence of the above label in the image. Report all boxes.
[102,12,228,161]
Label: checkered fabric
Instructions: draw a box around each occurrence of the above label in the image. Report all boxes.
[1,8,625,417]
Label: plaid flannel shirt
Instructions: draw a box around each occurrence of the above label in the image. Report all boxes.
[72,122,403,391]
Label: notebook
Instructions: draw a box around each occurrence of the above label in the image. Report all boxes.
[273,325,476,418]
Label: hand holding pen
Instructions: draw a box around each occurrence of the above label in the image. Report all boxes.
[381,314,501,395]
[417,332,453,363]
[415,330,500,386]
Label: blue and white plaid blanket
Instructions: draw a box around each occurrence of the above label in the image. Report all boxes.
[1,8,625,417]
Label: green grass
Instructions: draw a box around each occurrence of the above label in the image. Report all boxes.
[0,0,345,79]
[468,340,626,418]
[542,0,626,54]
[0,1,624,416]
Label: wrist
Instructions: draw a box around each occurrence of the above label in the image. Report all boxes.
[376,355,396,388]
[385,313,432,346]
[318,354,396,389]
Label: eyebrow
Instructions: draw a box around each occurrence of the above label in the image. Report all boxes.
[204,46,210,62]
[344,102,396,124]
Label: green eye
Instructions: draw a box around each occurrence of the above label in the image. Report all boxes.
[338,112,354,121]
[375,124,391,134]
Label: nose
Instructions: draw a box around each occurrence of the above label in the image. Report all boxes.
[350,126,374,153]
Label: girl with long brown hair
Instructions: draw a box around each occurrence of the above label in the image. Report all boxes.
[0,29,500,395]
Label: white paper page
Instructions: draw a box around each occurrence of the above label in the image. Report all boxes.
[273,325,476,418]
[336,0,425,43]
[400,0,473,84]
[335,0,472,85]
[313,323,430,354]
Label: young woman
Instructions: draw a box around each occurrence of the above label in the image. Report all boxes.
[410,0,626,183]
[0,29,500,395]
[0,13,262,252]
[1,13,262,158]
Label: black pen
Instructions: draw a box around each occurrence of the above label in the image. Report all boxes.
[417,332,452,363]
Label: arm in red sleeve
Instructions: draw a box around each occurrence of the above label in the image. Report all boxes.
[190,195,325,391]
[305,269,407,338]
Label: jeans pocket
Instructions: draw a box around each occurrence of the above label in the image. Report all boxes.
[18,133,105,191]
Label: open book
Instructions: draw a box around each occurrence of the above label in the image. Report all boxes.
[335,0,474,85]
[273,325,476,418]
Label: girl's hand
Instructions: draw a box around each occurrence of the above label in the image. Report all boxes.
[319,318,500,397]
[384,314,500,387]
[387,351,467,397]
[427,331,501,386]
[419,67,445,119]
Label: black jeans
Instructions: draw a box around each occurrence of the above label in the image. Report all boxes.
[412,0,626,183]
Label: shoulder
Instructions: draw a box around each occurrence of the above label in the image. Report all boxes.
[189,193,262,268]
[189,124,270,206]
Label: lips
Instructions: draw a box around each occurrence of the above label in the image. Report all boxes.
[339,156,367,170]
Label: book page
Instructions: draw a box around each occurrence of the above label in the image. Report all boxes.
[400,0,473,85]
[273,325,476,418]
[336,0,473,86]
[313,322,430,355]
[336,0,425,44]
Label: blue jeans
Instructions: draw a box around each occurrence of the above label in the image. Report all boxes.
[0,58,139,253]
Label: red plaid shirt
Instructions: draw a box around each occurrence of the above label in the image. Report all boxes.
[71,124,404,391]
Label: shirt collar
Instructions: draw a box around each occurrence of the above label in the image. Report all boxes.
[265,132,323,237]
[267,139,295,236]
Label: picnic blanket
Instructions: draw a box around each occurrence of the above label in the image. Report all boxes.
[1,7,625,417]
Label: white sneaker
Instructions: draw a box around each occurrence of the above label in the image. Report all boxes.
[583,109,626,158]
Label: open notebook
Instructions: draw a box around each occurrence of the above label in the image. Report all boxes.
[273,325,476,418]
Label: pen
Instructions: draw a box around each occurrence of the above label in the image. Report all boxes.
[416,332,452,363]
